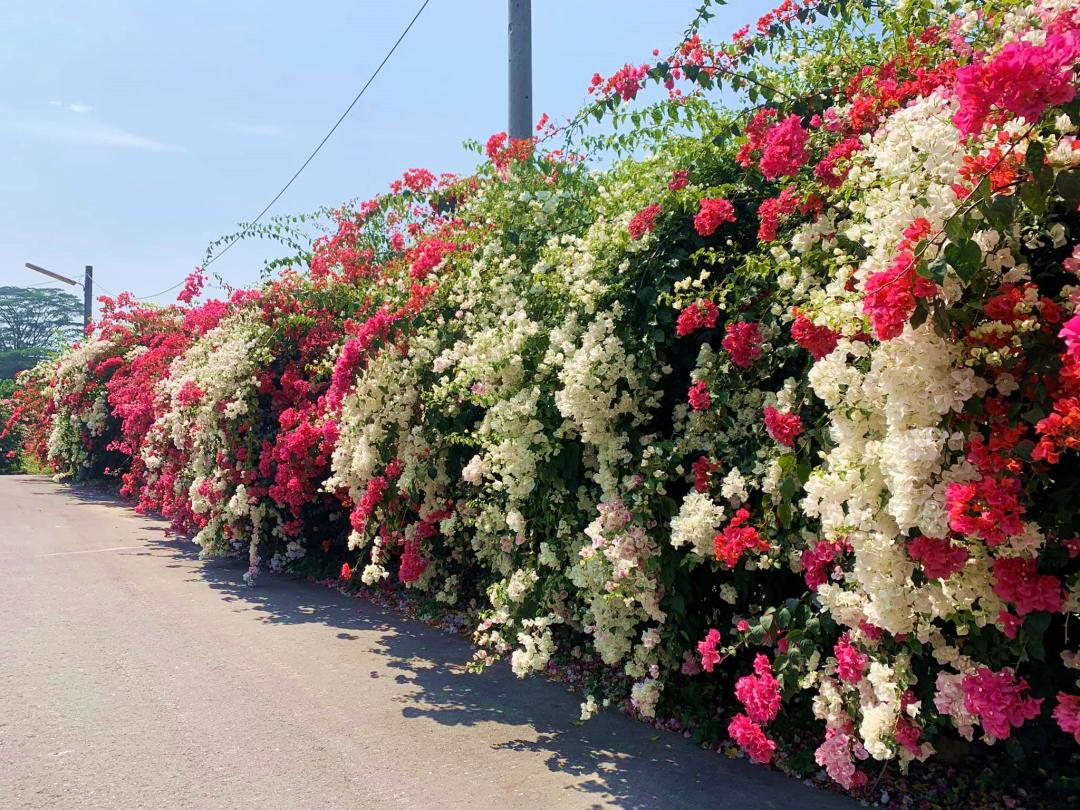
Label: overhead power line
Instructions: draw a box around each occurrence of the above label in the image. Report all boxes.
[138,0,432,301]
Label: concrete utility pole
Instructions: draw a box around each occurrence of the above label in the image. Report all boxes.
[83,266,93,329]
[24,262,93,330]
[508,0,532,140]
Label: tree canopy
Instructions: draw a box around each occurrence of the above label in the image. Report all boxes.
[0,287,83,380]
[0,286,83,350]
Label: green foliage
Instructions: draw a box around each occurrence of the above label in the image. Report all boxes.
[0,378,21,472]
[0,348,50,381]
[0,286,82,355]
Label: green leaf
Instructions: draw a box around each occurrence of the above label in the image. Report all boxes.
[796,460,811,485]
[944,215,974,244]
[778,501,792,529]
[1019,181,1047,214]
[980,195,1016,232]
[779,475,796,500]
[1024,612,1052,662]
[943,239,982,281]
[1024,140,1046,175]
[919,255,947,284]
[1058,169,1080,208]
[909,301,929,329]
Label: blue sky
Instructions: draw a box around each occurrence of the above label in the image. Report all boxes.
[0,0,775,313]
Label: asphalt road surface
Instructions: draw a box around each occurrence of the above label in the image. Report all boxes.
[0,475,855,809]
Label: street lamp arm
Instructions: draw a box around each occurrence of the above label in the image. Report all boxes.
[24,263,79,286]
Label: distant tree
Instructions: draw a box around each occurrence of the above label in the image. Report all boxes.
[0,287,83,379]
[0,349,50,380]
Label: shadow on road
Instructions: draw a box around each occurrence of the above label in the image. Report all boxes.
[27,477,845,810]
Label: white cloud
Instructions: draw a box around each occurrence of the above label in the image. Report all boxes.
[226,122,282,137]
[3,106,181,153]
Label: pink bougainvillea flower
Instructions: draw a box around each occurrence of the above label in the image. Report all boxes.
[1054,693,1080,744]
[693,197,736,237]
[727,713,776,764]
[734,654,781,723]
[675,299,719,337]
[1060,315,1080,364]
[721,321,763,368]
[834,633,867,684]
[961,667,1043,740]
[758,114,808,180]
[763,405,803,446]
[697,628,723,672]
[687,380,712,411]
[953,33,1080,135]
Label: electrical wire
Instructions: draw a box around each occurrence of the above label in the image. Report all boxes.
[137,0,432,301]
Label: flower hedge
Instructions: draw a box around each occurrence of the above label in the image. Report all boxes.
[7,0,1080,796]
[0,379,23,472]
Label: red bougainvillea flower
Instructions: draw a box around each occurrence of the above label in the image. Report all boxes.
[340,562,352,581]
[693,197,736,237]
[485,131,534,171]
[687,380,712,411]
[1033,396,1080,464]
[997,610,1022,640]
[668,169,690,190]
[906,535,968,580]
[895,715,924,757]
[588,62,649,102]
[398,539,429,583]
[1054,693,1080,744]
[628,203,662,240]
[763,405,803,446]
[176,380,204,408]
[734,654,781,723]
[991,556,1063,616]
[721,321,763,368]
[790,312,839,359]
[714,508,769,568]
[756,184,801,242]
[691,454,717,493]
[675,299,719,336]
[863,250,937,340]
[697,628,723,672]
[176,268,205,304]
[814,137,863,188]
[946,475,1026,546]
[737,107,778,167]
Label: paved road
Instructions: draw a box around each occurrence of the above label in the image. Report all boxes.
[0,475,854,809]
